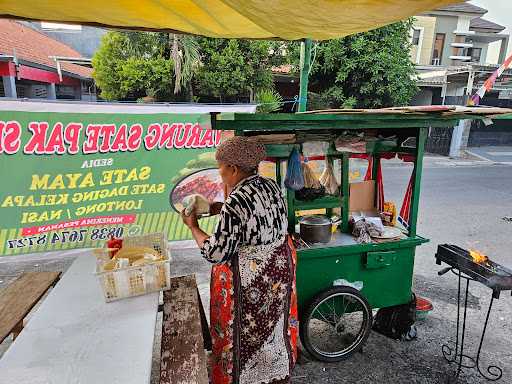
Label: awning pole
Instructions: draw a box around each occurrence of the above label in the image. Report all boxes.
[298,38,312,112]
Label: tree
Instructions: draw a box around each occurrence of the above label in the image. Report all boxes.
[307,20,418,109]
[170,34,200,95]
[92,31,174,101]
[194,38,282,102]
[93,32,286,103]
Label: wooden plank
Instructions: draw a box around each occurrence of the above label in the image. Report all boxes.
[218,108,512,120]
[0,271,60,343]
[11,320,24,340]
[160,275,209,384]
[213,110,512,133]
[196,287,212,352]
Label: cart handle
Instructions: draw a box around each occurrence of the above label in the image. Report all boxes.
[438,267,452,276]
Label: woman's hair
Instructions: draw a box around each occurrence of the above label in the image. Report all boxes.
[215,136,266,173]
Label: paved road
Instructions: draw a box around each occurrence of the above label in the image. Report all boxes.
[292,163,512,384]
[2,161,512,383]
[467,146,512,164]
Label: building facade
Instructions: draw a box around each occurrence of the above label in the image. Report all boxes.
[411,4,509,67]
[409,3,512,153]
[411,2,510,105]
[22,21,106,59]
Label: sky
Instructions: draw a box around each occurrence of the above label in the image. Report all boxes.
[470,0,512,61]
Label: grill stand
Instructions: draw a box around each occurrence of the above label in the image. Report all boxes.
[438,267,503,382]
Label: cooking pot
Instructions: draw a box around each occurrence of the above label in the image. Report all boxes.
[299,215,341,244]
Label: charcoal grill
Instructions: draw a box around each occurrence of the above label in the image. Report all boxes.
[435,244,512,382]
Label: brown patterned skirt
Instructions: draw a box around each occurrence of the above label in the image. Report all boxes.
[209,237,298,384]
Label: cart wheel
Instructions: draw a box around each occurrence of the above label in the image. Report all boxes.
[300,286,372,362]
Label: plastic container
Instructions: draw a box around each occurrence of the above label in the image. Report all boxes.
[416,296,433,320]
[94,233,171,302]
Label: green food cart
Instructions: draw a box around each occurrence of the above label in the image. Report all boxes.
[212,107,512,362]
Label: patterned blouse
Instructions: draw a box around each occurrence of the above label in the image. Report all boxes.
[201,175,288,263]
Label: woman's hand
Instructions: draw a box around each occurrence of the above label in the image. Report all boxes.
[181,209,210,249]
[181,209,199,229]
[209,202,224,216]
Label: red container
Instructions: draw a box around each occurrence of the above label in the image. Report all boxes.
[416,296,433,320]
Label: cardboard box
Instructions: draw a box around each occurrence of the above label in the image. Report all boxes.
[349,180,385,233]
[349,180,378,216]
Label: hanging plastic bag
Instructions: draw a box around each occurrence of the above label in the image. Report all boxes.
[284,147,305,191]
[319,159,339,195]
[295,159,325,201]
[302,159,321,189]
[182,194,210,216]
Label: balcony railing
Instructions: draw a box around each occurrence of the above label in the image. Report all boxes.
[451,42,473,49]
[453,30,475,36]
[449,55,471,61]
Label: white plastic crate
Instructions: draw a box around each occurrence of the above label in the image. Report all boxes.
[94,233,171,302]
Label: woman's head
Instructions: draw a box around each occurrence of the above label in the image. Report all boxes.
[215,136,266,187]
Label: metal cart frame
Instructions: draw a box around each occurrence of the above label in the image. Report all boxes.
[212,110,511,361]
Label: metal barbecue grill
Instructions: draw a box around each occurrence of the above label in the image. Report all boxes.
[436,244,512,298]
[435,244,512,382]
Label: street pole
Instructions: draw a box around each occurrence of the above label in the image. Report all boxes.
[449,69,474,158]
[298,38,312,112]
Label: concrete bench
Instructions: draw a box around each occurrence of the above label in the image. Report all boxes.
[160,274,211,384]
[0,272,61,344]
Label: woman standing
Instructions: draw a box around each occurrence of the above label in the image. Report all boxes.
[181,136,298,384]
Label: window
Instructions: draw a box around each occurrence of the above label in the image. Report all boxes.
[467,48,482,63]
[432,33,446,65]
[16,85,28,98]
[56,85,77,100]
[410,27,424,64]
[452,35,465,56]
[412,29,421,45]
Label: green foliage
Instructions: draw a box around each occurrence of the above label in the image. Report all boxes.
[118,57,173,99]
[92,22,417,107]
[268,41,297,68]
[93,32,285,102]
[122,31,169,57]
[308,20,418,109]
[195,38,280,102]
[170,34,200,94]
[255,89,283,113]
[92,32,174,101]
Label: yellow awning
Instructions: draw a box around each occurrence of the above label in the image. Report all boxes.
[0,0,462,40]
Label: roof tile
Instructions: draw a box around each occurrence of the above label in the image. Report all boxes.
[437,2,487,15]
[0,20,92,79]
[470,17,506,32]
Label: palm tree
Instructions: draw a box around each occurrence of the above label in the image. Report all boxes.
[170,34,200,96]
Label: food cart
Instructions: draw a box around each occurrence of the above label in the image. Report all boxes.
[212,106,512,362]
[3,1,512,382]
